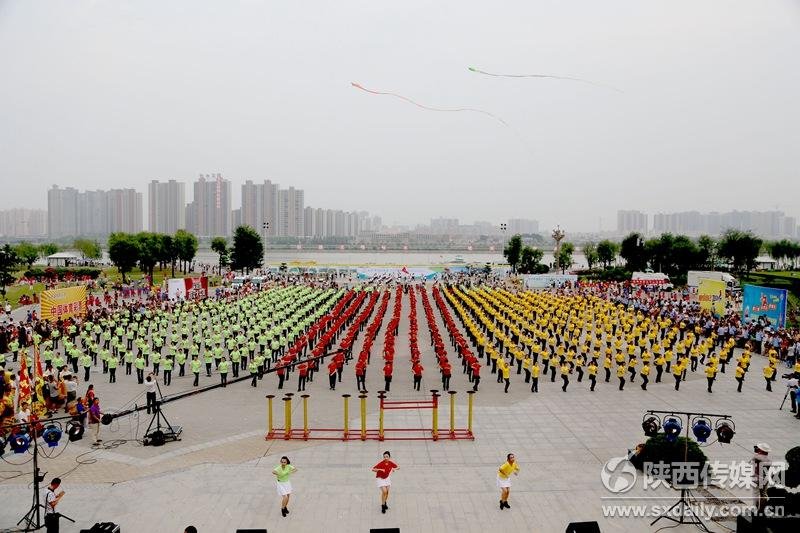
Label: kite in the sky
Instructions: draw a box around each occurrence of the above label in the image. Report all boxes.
[351,82,509,127]
[468,67,623,93]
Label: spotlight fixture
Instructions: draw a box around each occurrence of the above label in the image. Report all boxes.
[715,419,735,444]
[691,418,712,443]
[642,415,660,438]
[10,433,31,454]
[662,417,682,443]
[42,424,63,447]
[66,421,84,442]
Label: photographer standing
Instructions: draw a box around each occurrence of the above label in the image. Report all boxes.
[785,373,799,414]
[44,477,65,532]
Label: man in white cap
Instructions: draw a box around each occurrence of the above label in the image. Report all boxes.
[752,442,772,513]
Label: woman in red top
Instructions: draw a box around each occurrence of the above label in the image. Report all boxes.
[412,362,423,391]
[383,362,393,392]
[372,451,399,514]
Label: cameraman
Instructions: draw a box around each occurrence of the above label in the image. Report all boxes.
[784,372,799,416]
[44,477,65,532]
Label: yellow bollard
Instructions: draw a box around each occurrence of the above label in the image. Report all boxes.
[467,390,475,434]
[342,394,351,439]
[448,391,456,437]
[283,397,292,439]
[266,394,275,438]
[359,394,367,441]
[432,392,440,441]
[378,392,386,441]
[301,394,310,440]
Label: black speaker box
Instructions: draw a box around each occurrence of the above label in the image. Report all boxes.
[565,522,601,533]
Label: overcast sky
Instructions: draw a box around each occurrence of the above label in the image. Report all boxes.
[1,0,798,231]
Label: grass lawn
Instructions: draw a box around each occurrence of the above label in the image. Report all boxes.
[101,267,222,288]
[2,282,45,310]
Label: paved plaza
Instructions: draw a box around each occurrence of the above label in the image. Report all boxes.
[1,293,798,533]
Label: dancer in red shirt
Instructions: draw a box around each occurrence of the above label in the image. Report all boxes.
[372,451,399,514]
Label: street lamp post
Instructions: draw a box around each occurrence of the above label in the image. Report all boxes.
[552,225,565,272]
[262,221,270,272]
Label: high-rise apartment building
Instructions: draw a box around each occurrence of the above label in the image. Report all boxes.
[47,185,142,238]
[650,209,796,238]
[507,218,539,234]
[186,174,232,237]
[277,186,304,237]
[430,218,459,234]
[241,179,279,236]
[47,186,79,238]
[148,180,186,233]
[301,207,368,239]
[0,209,47,238]
[616,210,648,234]
[107,188,143,234]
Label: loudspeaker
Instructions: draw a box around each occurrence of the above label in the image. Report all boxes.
[565,522,600,533]
[370,529,400,533]
[80,523,121,533]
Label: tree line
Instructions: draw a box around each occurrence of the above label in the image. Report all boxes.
[107,225,264,282]
[503,229,793,280]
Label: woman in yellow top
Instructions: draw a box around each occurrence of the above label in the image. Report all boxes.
[497,453,519,510]
[672,360,683,391]
[627,357,638,383]
[640,363,651,391]
[502,360,511,394]
[603,356,613,383]
[654,355,665,383]
[616,364,626,391]
[588,359,598,392]
[530,363,540,393]
[560,362,571,392]
[522,355,533,384]
[704,362,716,393]
[763,363,776,391]
[735,362,746,392]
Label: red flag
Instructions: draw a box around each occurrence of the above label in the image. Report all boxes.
[401,267,410,275]
[34,345,43,379]
[18,356,32,406]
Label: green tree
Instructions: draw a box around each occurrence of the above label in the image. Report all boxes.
[557,242,575,273]
[107,233,140,283]
[503,234,523,273]
[230,225,264,274]
[644,234,674,273]
[73,238,102,260]
[718,230,763,273]
[38,243,60,258]
[211,237,229,275]
[518,246,544,274]
[173,230,198,274]
[671,235,700,276]
[0,244,19,298]
[135,232,162,283]
[583,242,599,270]
[620,233,647,271]
[596,240,619,269]
[157,234,177,277]
[14,242,40,269]
[697,235,717,270]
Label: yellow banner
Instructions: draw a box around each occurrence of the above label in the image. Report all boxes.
[698,279,726,317]
[41,286,87,322]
